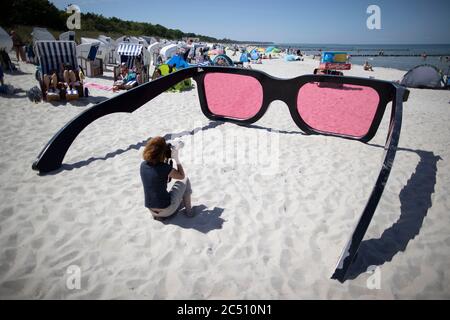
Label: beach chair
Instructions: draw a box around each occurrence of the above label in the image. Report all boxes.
[77,42,103,77]
[34,40,84,101]
[212,54,234,66]
[318,52,351,73]
[313,51,351,88]
[114,43,150,87]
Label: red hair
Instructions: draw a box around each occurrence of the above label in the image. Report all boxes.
[143,136,167,165]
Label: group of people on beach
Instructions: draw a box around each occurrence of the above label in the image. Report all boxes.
[113,61,142,92]
[42,63,84,95]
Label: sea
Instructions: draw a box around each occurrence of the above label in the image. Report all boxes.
[275,44,450,73]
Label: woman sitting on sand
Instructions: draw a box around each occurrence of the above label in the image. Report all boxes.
[363,61,374,71]
[140,136,193,220]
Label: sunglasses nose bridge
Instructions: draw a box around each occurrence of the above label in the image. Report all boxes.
[264,78,298,105]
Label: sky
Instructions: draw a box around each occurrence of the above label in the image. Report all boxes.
[51,0,450,44]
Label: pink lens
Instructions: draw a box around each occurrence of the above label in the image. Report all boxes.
[297,82,380,137]
[204,73,263,120]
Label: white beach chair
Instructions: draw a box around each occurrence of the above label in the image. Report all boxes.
[114,42,150,85]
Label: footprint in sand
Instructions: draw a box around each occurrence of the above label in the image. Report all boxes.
[0,207,14,222]
[31,237,45,250]
[158,252,172,267]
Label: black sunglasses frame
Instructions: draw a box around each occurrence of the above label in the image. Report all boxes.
[31,66,409,282]
[193,66,397,143]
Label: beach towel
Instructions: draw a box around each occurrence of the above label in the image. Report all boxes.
[84,82,113,91]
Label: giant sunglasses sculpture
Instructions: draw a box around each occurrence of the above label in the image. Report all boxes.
[32,66,409,282]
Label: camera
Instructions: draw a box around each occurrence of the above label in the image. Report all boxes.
[164,143,173,159]
[164,141,184,160]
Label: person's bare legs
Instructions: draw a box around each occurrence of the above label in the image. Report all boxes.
[14,47,20,61]
[69,70,76,85]
[50,74,57,90]
[63,70,77,88]
[63,70,68,84]
[43,74,50,92]
[19,47,26,62]
[183,178,193,217]
[183,193,192,216]
[113,84,126,92]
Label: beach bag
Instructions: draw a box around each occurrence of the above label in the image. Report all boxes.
[27,86,42,103]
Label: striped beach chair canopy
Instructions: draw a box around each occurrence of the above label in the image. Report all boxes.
[117,43,143,69]
[34,41,77,77]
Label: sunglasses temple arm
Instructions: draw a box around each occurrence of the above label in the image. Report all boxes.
[32,67,199,173]
[331,87,404,282]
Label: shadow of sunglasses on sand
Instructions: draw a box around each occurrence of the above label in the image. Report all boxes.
[42,120,227,175]
[342,145,442,282]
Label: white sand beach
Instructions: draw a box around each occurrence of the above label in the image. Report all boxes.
[1,56,450,299]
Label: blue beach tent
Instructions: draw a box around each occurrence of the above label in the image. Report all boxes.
[240,52,250,63]
[166,55,190,69]
[250,49,260,60]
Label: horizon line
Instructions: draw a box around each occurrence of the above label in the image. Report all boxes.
[273,42,450,46]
